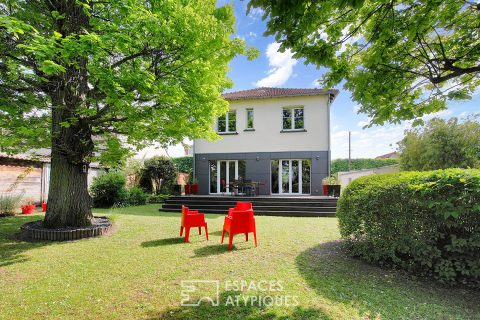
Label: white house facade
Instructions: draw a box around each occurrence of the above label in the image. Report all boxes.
[193,87,338,196]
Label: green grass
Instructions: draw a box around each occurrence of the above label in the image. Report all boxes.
[0,204,478,319]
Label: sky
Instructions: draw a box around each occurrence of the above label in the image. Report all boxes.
[139,0,480,160]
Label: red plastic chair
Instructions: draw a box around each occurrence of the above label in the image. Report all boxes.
[221,208,257,250]
[228,202,253,217]
[180,206,208,243]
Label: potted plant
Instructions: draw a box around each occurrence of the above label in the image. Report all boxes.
[191,178,199,195]
[322,176,341,197]
[21,198,36,214]
[41,202,47,212]
[184,183,191,195]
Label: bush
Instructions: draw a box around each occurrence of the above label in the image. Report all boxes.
[144,156,176,194]
[172,156,193,175]
[90,171,128,207]
[0,193,22,216]
[146,194,170,204]
[331,158,398,174]
[126,187,147,206]
[337,169,480,287]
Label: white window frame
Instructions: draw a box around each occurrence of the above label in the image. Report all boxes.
[246,108,254,129]
[217,110,236,133]
[282,106,304,130]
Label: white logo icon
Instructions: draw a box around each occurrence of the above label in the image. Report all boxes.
[181,280,220,307]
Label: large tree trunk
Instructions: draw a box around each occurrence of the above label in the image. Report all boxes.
[44,151,93,228]
[42,0,94,228]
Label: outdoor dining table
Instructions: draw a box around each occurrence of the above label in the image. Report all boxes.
[227,181,260,196]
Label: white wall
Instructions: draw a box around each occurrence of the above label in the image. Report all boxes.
[337,165,400,189]
[194,95,330,154]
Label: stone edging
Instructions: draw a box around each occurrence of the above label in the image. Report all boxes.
[20,216,112,241]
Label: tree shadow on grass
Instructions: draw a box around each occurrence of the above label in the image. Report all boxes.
[296,240,480,319]
[0,215,55,267]
[146,291,332,320]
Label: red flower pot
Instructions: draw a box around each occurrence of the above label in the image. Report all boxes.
[191,184,199,194]
[42,203,47,212]
[21,204,36,214]
[322,184,328,196]
[185,184,191,195]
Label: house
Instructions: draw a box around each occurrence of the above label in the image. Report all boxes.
[375,151,399,159]
[193,87,338,196]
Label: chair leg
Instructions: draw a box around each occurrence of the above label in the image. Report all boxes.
[228,233,234,251]
[253,230,258,247]
[245,233,248,241]
[205,224,209,241]
[180,226,184,237]
[221,229,225,244]
[198,227,201,235]
[185,227,191,243]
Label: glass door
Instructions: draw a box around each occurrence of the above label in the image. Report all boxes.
[209,160,246,194]
[271,159,310,194]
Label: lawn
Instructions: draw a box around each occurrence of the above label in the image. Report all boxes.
[0,204,478,319]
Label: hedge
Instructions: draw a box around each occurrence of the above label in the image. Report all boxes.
[337,169,480,287]
[331,158,399,174]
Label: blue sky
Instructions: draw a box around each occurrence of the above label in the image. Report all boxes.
[141,0,479,160]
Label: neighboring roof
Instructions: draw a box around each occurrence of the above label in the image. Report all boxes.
[222,87,339,101]
[375,151,400,159]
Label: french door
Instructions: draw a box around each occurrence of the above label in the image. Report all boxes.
[271,159,310,194]
[209,160,245,194]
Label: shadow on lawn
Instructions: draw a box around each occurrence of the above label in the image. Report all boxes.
[146,291,332,320]
[141,237,185,247]
[296,240,480,319]
[0,214,54,267]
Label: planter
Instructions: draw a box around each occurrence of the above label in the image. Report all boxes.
[191,184,199,195]
[41,203,47,212]
[185,184,191,195]
[326,185,341,197]
[173,185,181,196]
[21,204,36,215]
[322,184,328,196]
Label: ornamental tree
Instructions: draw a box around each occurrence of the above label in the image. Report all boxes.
[0,0,255,227]
[248,0,480,125]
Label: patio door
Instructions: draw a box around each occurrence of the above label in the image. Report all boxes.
[271,159,311,194]
[209,160,246,194]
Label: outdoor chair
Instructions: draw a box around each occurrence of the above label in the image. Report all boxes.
[222,205,257,250]
[180,206,209,243]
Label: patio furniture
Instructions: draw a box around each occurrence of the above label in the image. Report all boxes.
[180,206,209,243]
[227,202,254,216]
[221,204,257,250]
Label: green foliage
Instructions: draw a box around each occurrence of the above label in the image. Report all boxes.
[143,156,176,194]
[0,193,22,216]
[172,156,193,175]
[399,116,480,171]
[322,175,339,185]
[331,158,399,174]
[126,186,147,206]
[337,169,480,287]
[249,0,480,125]
[124,158,144,187]
[146,194,170,204]
[90,171,128,207]
[0,0,256,162]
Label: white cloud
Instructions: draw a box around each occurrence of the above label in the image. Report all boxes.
[248,31,257,39]
[248,7,265,20]
[254,42,298,87]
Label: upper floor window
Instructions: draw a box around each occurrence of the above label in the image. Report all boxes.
[283,107,304,130]
[217,110,236,133]
[246,108,254,129]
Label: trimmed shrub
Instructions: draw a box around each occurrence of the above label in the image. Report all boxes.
[337,169,480,287]
[126,187,147,206]
[146,194,170,204]
[172,156,193,175]
[90,171,128,207]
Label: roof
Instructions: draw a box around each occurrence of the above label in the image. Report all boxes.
[222,87,339,101]
[375,151,399,159]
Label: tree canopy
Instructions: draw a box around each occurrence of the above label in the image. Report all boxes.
[398,116,480,170]
[248,0,480,125]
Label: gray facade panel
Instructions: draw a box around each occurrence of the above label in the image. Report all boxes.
[195,151,329,195]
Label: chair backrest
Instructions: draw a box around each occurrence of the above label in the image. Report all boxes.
[236,202,253,211]
[230,209,255,232]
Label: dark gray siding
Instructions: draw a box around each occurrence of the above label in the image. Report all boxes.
[194,151,329,195]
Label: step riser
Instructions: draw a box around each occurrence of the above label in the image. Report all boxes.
[162,204,337,212]
[160,208,335,217]
[163,201,336,207]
